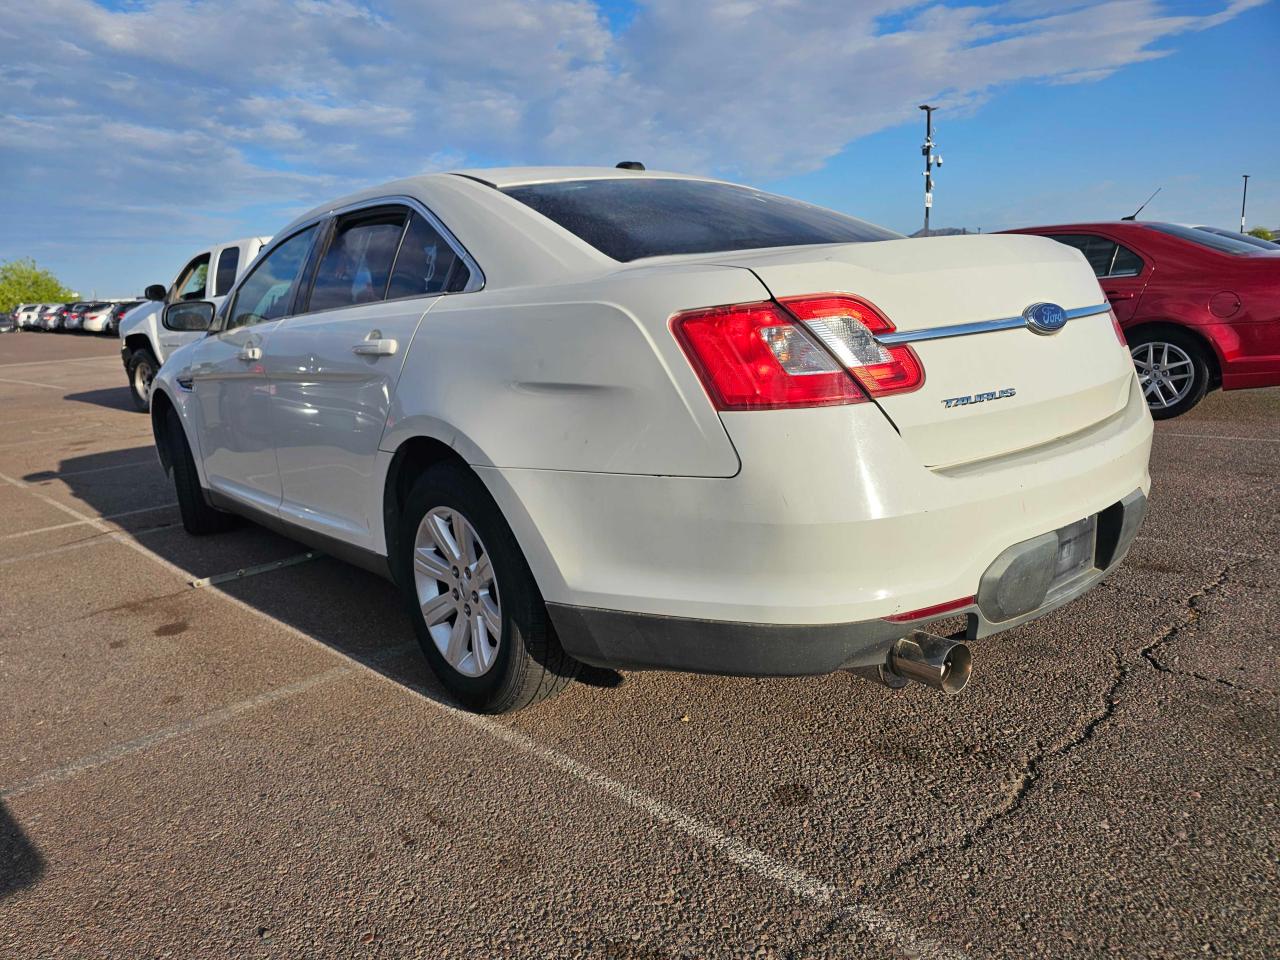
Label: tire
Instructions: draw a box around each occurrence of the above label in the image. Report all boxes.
[1129,327,1211,420]
[164,408,237,536]
[394,462,579,713]
[127,347,159,412]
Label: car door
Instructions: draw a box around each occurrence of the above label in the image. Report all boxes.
[188,224,320,513]
[267,204,475,549]
[1044,232,1151,322]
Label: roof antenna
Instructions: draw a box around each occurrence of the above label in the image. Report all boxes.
[616,161,645,170]
[1122,187,1161,221]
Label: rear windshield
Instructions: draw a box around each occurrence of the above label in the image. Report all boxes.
[500,178,901,262]
[1146,223,1280,256]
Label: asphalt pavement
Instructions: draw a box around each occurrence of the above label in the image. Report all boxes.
[1,331,1276,959]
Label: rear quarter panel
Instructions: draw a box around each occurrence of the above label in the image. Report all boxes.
[381,264,768,477]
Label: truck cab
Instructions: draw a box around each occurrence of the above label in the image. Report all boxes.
[120,235,270,410]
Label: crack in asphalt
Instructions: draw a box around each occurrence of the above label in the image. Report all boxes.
[788,558,1262,959]
[1138,560,1274,696]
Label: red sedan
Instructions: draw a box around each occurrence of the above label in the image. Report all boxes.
[1005,221,1280,418]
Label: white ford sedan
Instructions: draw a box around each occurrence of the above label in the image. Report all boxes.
[150,166,1153,712]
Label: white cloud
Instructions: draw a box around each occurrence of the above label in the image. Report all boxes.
[0,0,1264,290]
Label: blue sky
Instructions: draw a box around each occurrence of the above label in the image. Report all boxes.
[1,0,1275,297]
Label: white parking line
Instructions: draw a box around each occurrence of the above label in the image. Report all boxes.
[0,666,353,800]
[0,354,120,369]
[0,430,153,451]
[0,503,177,542]
[0,468,962,959]
[0,375,65,390]
[29,458,159,481]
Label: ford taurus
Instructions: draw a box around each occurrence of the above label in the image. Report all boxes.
[149,167,1153,712]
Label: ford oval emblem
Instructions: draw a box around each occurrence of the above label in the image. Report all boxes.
[1024,302,1068,335]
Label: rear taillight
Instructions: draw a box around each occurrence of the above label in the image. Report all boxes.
[778,294,924,398]
[671,301,866,410]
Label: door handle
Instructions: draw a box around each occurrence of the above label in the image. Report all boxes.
[237,345,262,362]
[1103,290,1135,300]
[352,332,398,357]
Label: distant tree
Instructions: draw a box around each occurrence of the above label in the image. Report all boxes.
[0,258,74,312]
[1246,226,1274,241]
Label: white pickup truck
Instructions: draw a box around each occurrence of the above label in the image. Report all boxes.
[120,235,270,410]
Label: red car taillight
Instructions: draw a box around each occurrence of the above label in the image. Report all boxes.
[671,301,866,410]
[671,294,923,411]
[778,294,924,398]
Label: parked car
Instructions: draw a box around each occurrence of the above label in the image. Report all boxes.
[39,304,67,330]
[149,167,1152,713]
[103,300,143,337]
[70,302,111,335]
[59,301,95,332]
[0,311,15,334]
[1004,221,1280,418]
[12,303,41,328]
[120,236,270,411]
[82,301,125,334]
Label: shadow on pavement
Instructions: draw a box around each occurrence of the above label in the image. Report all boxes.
[47,447,623,705]
[23,445,157,484]
[64,386,138,414]
[0,801,45,901]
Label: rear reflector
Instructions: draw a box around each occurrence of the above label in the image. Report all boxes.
[779,295,923,398]
[671,301,865,410]
[885,596,974,623]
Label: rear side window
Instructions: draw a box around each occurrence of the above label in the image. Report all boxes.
[1047,234,1143,278]
[308,211,408,312]
[214,247,240,296]
[500,178,901,262]
[228,226,318,330]
[1145,222,1280,256]
[386,212,469,300]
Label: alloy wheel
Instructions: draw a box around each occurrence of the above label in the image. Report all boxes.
[1131,341,1195,411]
[133,361,154,405]
[412,507,502,678]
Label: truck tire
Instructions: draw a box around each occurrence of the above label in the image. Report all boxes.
[127,347,160,412]
[394,461,579,713]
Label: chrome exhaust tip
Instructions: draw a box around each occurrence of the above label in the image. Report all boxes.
[887,630,972,694]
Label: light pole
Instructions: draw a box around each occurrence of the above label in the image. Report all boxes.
[1240,175,1250,233]
[919,105,940,236]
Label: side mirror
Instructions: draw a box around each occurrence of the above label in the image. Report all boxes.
[144,284,167,302]
[162,300,214,333]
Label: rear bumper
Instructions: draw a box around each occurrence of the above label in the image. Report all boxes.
[548,488,1146,674]
[480,376,1152,629]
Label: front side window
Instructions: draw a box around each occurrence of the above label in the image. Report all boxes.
[501,178,901,262]
[308,211,407,312]
[386,212,469,299]
[171,254,211,302]
[214,247,241,296]
[1047,234,1143,278]
[227,226,318,330]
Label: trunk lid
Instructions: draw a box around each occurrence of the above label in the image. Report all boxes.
[714,234,1135,468]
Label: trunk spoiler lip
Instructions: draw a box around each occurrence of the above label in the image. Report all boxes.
[876,302,1111,346]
